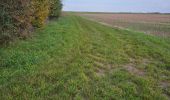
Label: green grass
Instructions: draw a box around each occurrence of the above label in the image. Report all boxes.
[0,15,170,99]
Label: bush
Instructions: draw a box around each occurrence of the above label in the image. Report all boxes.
[31,0,50,27]
[50,0,62,17]
[0,0,33,42]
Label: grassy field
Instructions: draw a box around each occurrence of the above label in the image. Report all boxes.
[0,14,170,99]
[78,13,170,37]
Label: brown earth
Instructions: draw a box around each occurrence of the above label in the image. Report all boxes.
[78,13,170,37]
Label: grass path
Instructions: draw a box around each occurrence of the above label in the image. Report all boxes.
[0,15,170,99]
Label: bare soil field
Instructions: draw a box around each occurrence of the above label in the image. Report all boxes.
[78,13,170,37]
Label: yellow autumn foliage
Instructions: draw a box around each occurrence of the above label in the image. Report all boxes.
[31,0,50,27]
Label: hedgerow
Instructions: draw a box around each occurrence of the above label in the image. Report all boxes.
[0,0,62,44]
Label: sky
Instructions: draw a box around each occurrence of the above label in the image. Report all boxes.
[63,0,170,13]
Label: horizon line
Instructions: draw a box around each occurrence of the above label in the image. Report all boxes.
[63,11,170,14]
